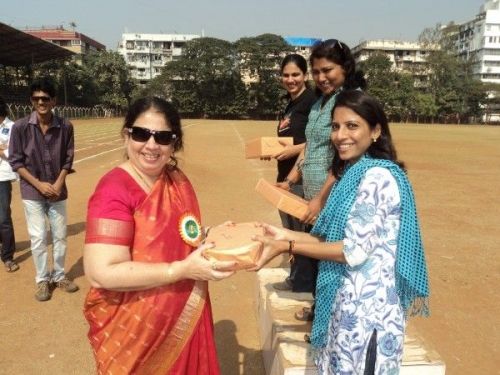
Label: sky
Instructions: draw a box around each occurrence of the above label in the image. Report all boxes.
[2,0,487,50]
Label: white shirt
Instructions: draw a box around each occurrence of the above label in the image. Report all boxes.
[0,117,18,181]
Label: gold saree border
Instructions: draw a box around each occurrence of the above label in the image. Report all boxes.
[85,218,134,246]
[136,280,208,374]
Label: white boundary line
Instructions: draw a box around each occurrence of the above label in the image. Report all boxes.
[73,146,123,164]
[73,123,197,164]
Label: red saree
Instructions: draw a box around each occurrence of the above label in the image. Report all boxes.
[84,167,220,374]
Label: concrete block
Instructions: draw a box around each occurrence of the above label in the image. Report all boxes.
[255,268,446,374]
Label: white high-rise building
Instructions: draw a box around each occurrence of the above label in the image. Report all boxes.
[118,33,200,84]
[351,40,439,87]
[456,0,500,83]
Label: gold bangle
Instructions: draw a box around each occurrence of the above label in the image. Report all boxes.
[288,240,295,264]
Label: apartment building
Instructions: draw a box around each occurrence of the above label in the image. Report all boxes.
[23,26,105,59]
[117,33,200,84]
[351,40,439,86]
[455,0,500,83]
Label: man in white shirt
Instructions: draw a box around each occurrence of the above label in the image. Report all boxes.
[0,97,18,272]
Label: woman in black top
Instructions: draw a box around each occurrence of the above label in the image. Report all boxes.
[272,54,317,292]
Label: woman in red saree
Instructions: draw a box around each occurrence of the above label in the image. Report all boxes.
[83,97,235,374]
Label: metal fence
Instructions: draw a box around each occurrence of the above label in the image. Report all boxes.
[6,103,124,120]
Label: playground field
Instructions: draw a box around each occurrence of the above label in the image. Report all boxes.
[0,118,498,374]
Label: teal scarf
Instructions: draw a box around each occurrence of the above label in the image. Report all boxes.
[310,156,430,348]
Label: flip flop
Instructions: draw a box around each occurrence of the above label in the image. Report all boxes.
[294,306,314,321]
[4,260,19,272]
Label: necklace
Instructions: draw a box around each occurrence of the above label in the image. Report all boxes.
[128,162,154,191]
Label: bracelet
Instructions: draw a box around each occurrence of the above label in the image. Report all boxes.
[204,226,211,238]
[288,240,295,264]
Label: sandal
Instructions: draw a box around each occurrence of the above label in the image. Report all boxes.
[294,306,314,321]
[4,260,19,273]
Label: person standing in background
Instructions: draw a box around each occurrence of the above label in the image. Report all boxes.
[9,78,78,301]
[0,97,18,273]
[271,54,317,292]
[277,40,367,321]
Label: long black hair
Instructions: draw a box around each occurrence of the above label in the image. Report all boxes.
[331,90,404,179]
[310,39,366,91]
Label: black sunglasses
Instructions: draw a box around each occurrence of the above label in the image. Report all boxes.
[127,126,177,146]
[316,38,344,50]
[31,95,52,102]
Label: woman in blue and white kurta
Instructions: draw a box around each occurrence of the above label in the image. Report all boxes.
[253,90,429,374]
[315,166,404,373]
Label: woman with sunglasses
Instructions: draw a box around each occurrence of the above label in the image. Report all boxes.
[277,39,367,321]
[271,53,317,292]
[83,97,236,374]
[253,90,429,374]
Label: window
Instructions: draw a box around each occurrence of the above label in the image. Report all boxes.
[482,73,500,79]
[483,49,500,55]
[484,60,500,67]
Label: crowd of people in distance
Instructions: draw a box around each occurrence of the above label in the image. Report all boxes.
[2,38,429,374]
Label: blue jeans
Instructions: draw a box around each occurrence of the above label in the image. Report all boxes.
[0,181,16,263]
[22,199,67,283]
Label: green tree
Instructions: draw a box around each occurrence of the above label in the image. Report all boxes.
[419,24,488,123]
[393,73,417,122]
[412,93,438,123]
[151,37,247,118]
[14,58,96,107]
[359,52,399,118]
[235,34,292,119]
[83,51,135,109]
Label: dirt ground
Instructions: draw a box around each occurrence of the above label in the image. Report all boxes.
[0,118,498,375]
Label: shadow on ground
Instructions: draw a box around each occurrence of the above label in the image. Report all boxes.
[215,320,264,374]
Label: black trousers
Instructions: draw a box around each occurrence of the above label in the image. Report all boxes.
[0,181,15,263]
[290,253,318,293]
[364,329,378,375]
[280,200,318,293]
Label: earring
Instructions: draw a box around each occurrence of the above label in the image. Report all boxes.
[372,137,377,143]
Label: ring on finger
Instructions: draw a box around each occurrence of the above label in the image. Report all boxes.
[211,261,218,270]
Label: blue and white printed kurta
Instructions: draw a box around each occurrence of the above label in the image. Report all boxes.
[316,167,405,374]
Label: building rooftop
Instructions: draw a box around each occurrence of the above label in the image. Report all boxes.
[23,27,105,50]
[284,36,321,47]
[0,22,74,66]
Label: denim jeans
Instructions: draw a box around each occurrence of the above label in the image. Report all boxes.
[0,181,16,263]
[22,199,67,283]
